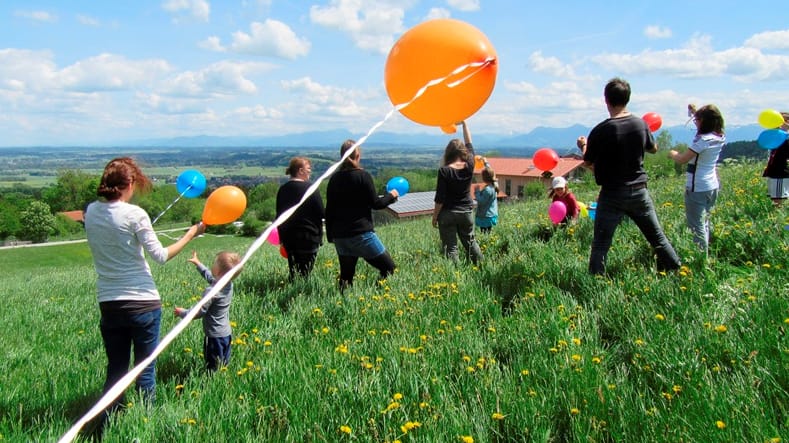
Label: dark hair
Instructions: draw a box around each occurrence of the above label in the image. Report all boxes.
[286,157,310,177]
[604,77,631,107]
[340,139,360,170]
[694,104,725,135]
[96,157,152,200]
[442,139,470,165]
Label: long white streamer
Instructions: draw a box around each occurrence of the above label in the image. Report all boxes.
[151,185,192,225]
[58,56,495,443]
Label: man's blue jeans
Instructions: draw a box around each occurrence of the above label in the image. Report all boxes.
[99,307,161,405]
[590,186,681,275]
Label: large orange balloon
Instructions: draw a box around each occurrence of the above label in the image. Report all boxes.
[385,19,498,128]
[202,185,247,225]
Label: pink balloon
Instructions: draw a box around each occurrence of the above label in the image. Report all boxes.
[549,201,567,224]
[267,226,280,245]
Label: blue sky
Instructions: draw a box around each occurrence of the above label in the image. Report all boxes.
[1,0,788,147]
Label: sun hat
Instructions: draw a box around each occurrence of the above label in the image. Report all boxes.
[552,176,567,189]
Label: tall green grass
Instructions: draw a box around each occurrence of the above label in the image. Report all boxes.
[1,162,787,442]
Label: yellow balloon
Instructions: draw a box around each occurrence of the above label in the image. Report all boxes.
[758,109,784,129]
[578,202,588,218]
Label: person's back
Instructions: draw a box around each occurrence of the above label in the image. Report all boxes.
[586,115,651,188]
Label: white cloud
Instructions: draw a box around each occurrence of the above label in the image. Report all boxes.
[588,34,789,81]
[310,0,409,54]
[161,0,210,23]
[425,8,451,20]
[644,25,671,39]
[76,14,101,26]
[162,61,274,97]
[14,10,58,23]
[744,30,789,50]
[227,19,311,59]
[59,54,172,92]
[528,51,580,79]
[447,0,480,12]
[198,36,226,52]
[281,76,373,117]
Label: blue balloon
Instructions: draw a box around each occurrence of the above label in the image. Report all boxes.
[176,169,206,198]
[757,129,787,150]
[386,176,409,197]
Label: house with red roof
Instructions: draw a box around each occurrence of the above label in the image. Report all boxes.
[474,157,585,199]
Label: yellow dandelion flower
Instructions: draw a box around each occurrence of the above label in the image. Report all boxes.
[183,347,192,353]
[572,337,581,345]
[591,356,602,364]
[175,384,184,391]
[521,369,530,376]
[339,425,352,434]
[491,412,505,420]
[571,354,582,362]
[246,361,254,367]
[714,324,727,333]
[460,436,474,443]
[393,392,403,401]
[230,321,237,327]
[655,313,665,321]
[264,340,272,346]
[672,385,682,394]
[570,408,580,415]
[715,420,726,429]
[634,338,645,346]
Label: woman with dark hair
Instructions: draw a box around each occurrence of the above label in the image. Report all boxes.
[325,141,399,292]
[433,121,483,264]
[84,157,204,410]
[275,157,325,280]
[669,104,725,255]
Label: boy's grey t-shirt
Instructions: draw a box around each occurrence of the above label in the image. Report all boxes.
[185,264,233,338]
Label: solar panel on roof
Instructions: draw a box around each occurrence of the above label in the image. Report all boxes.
[386,191,435,215]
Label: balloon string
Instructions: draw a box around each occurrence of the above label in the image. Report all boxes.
[151,185,192,225]
[58,58,484,443]
[446,57,496,88]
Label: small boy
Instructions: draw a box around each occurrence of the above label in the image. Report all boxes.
[175,251,242,372]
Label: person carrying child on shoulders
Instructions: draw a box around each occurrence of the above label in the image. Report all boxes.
[174,250,241,372]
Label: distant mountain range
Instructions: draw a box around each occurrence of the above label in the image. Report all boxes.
[123,123,765,156]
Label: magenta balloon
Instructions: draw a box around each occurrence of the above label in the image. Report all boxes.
[549,201,567,224]
[267,226,280,246]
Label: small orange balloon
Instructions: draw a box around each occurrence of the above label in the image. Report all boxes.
[474,155,484,171]
[385,19,498,129]
[202,185,247,225]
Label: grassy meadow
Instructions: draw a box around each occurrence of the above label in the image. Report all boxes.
[1,161,787,442]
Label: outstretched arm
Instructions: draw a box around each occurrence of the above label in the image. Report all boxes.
[459,121,472,145]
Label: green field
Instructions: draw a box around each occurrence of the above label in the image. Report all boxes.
[1,162,787,442]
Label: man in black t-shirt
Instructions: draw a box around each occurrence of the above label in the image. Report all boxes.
[577,77,681,275]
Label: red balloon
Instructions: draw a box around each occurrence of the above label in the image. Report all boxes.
[533,148,559,172]
[642,112,662,132]
[279,245,288,259]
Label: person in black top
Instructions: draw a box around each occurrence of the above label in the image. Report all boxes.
[432,121,483,264]
[577,78,681,275]
[763,112,789,207]
[275,157,325,280]
[325,140,399,292]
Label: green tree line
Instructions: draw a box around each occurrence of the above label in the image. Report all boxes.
[0,135,769,244]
